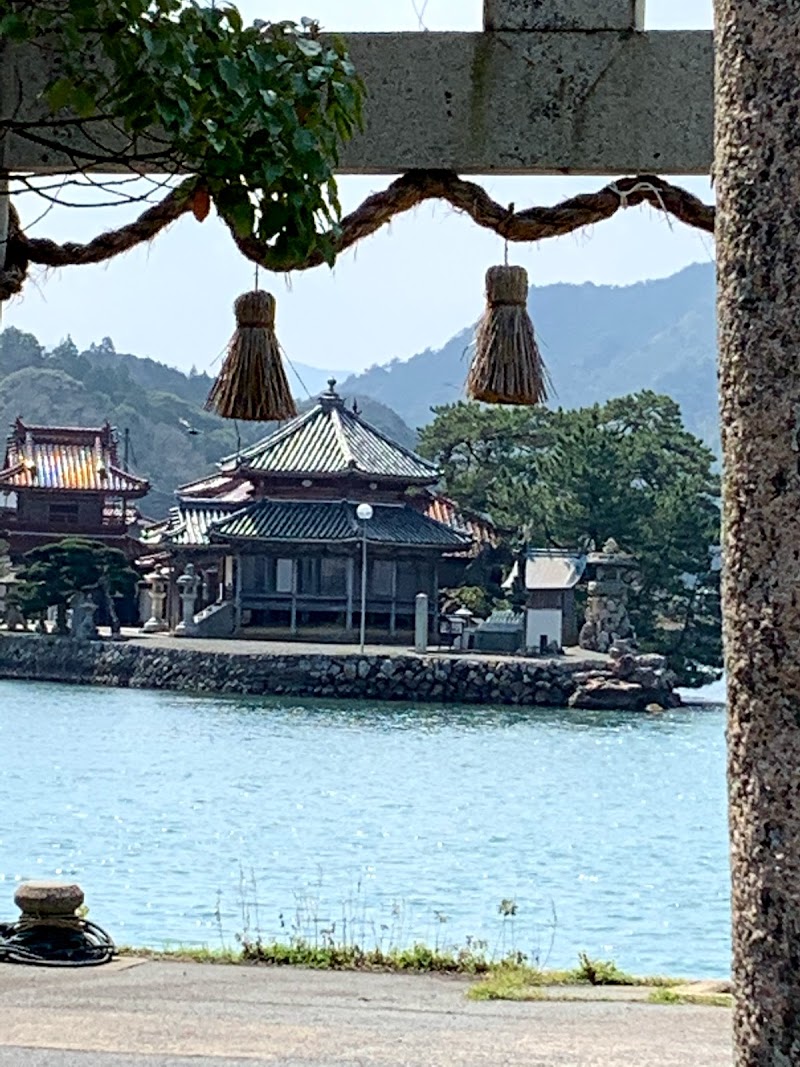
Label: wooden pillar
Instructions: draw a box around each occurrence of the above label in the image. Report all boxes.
[345,555,354,632]
[431,560,439,646]
[389,560,398,637]
[716,2,800,1061]
[233,554,242,633]
[290,559,298,636]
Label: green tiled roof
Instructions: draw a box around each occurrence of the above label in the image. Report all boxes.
[142,500,243,547]
[212,500,470,549]
[224,384,438,482]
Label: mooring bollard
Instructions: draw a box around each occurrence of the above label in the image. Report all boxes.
[14,881,85,922]
[1,881,115,966]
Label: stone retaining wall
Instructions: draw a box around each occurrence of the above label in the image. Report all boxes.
[0,635,681,710]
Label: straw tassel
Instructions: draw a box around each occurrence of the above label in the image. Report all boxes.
[205,290,297,422]
[467,265,549,406]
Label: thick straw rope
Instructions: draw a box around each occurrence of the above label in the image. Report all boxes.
[3,172,714,296]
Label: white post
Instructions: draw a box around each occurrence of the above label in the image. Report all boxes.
[415,593,429,653]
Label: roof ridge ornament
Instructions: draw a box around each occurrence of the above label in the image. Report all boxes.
[319,377,345,412]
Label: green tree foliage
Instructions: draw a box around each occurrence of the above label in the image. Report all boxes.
[3,1,364,268]
[0,327,43,377]
[14,538,138,634]
[418,393,721,681]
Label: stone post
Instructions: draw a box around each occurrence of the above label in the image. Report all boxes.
[415,593,429,653]
[68,592,97,641]
[483,0,644,31]
[175,563,200,637]
[716,2,800,1061]
[142,570,168,633]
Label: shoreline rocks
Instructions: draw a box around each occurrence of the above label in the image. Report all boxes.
[0,635,681,710]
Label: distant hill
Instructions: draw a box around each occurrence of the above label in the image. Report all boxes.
[341,263,719,447]
[0,263,719,516]
[0,329,414,517]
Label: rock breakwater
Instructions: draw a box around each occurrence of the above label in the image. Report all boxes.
[0,635,680,710]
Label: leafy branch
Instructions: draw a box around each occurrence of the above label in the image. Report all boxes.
[1,0,365,267]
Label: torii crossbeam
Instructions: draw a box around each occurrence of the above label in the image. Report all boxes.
[1,3,798,1064]
[2,0,712,175]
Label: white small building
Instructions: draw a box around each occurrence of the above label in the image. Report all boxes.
[506,549,586,653]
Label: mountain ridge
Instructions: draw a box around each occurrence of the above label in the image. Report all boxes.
[340,262,718,444]
[0,261,720,517]
[0,330,413,517]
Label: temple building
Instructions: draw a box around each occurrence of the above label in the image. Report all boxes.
[142,381,477,641]
[0,419,149,561]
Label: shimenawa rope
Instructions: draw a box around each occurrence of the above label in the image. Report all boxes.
[1,172,715,301]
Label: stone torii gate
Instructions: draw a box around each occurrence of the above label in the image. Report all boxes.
[1,1,796,1061]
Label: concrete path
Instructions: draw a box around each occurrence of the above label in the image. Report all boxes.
[0,959,732,1066]
[129,632,611,665]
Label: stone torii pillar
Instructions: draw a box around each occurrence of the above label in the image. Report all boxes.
[716,3,800,1061]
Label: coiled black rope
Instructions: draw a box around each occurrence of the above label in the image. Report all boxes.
[0,917,115,967]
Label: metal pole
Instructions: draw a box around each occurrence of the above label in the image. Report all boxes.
[359,522,367,652]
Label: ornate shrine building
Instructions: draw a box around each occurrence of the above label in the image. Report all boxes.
[142,381,474,641]
[0,419,149,561]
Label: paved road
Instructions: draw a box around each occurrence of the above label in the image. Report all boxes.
[130,632,610,664]
[0,959,732,1066]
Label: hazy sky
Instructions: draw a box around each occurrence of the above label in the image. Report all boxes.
[4,0,714,381]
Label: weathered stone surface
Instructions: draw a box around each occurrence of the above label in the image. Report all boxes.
[14,881,84,917]
[636,653,668,670]
[0,635,681,711]
[614,654,636,679]
[568,679,650,711]
[5,31,714,176]
[630,667,657,688]
[484,0,644,32]
[716,3,800,1060]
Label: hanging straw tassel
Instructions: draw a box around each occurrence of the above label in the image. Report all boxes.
[205,290,298,422]
[467,265,549,405]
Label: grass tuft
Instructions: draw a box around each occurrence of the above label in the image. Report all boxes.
[468,964,547,1001]
[572,953,639,986]
[468,956,679,1002]
[239,938,493,973]
[648,987,733,1008]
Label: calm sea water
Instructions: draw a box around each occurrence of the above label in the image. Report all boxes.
[0,680,729,977]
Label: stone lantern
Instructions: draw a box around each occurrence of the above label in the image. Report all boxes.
[175,562,200,637]
[142,568,169,633]
[579,538,639,653]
